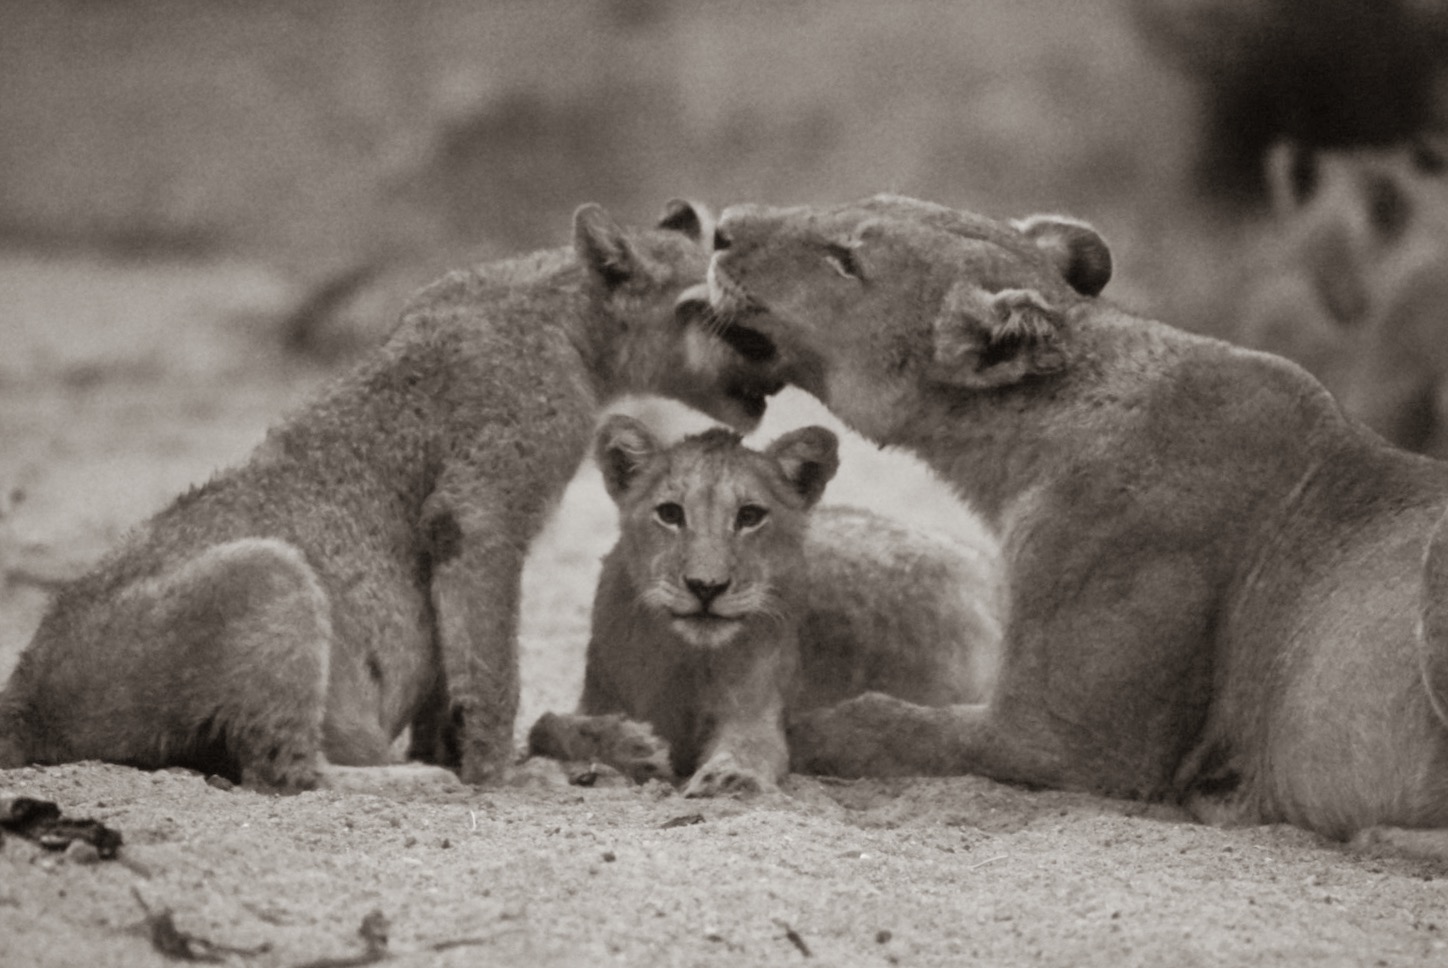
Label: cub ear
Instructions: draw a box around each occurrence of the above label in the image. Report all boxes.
[1011,214,1112,297]
[929,283,1066,390]
[657,198,714,243]
[573,203,638,290]
[765,426,839,508]
[595,415,663,504]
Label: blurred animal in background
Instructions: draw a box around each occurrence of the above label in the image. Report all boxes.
[528,416,999,797]
[0,202,784,793]
[1133,0,1448,205]
[1238,137,1448,456]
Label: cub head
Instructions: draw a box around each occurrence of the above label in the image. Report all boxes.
[596,414,839,649]
[573,200,784,433]
[704,194,1111,442]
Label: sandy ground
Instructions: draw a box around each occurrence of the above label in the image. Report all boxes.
[2,254,1447,967]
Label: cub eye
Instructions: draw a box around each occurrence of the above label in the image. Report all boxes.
[735,504,769,530]
[823,242,863,281]
[654,502,685,528]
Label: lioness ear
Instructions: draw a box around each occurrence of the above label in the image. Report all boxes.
[657,198,714,243]
[595,415,662,504]
[573,203,638,290]
[765,426,839,508]
[930,283,1066,389]
[1011,214,1112,297]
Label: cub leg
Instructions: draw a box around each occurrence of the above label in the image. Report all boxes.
[684,639,793,798]
[421,499,525,785]
[2,539,333,789]
[527,712,675,783]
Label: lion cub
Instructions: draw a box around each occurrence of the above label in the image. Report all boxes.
[0,202,780,791]
[528,416,998,797]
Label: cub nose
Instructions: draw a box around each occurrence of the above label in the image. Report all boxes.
[685,578,730,609]
[712,226,733,252]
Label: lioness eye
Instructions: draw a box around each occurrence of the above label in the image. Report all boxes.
[823,243,862,280]
[735,504,769,530]
[654,502,685,528]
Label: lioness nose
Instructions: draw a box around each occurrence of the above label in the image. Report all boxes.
[712,226,732,251]
[685,578,730,608]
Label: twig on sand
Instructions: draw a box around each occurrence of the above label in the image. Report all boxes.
[131,887,270,963]
[774,919,812,957]
[289,909,518,967]
[291,909,390,968]
[660,813,706,829]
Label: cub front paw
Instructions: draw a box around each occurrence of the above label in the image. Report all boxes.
[597,717,675,784]
[526,711,674,784]
[684,751,774,798]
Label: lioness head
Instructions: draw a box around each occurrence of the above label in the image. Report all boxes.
[573,200,784,432]
[596,415,839,649]
[703,194,1111,441]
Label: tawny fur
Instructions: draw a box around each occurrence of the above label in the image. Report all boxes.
[1239,138,1448,457]
[528,417,998,797]
[704,192,1448,856]
[0,201,780,791]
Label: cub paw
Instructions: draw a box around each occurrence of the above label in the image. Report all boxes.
[597,717,674,784]
[684,751,774,798]
[527,712,674,784]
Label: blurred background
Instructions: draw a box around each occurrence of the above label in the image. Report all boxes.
[5,0,1447,342]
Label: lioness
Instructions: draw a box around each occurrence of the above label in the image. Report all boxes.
[1240,138,1448,456]
[0,201,781,791]
[703,193,1448,851]
[528,416,998,796]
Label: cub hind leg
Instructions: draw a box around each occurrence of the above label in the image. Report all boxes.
[4,537,461,793]
[2,538,332,789]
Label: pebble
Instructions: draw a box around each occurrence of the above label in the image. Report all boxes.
[64,840,101,865]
